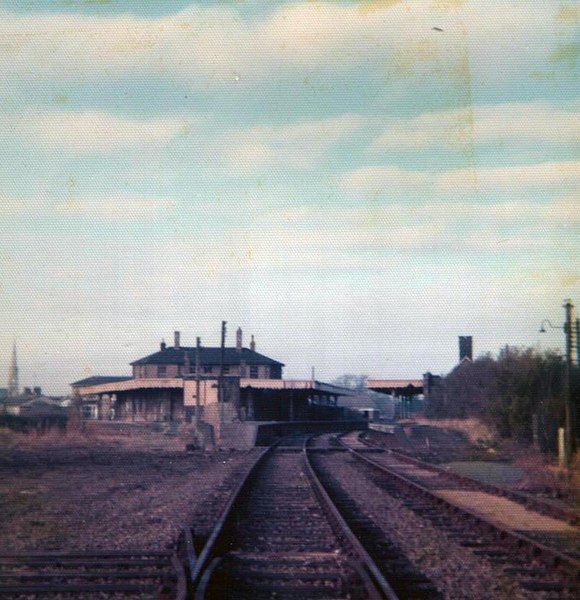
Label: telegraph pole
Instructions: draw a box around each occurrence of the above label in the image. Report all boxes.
[219,321,227,428]
[575,318,580,367]
[563,301,575,462]
[540,301,577,467]
[195,337,201,427]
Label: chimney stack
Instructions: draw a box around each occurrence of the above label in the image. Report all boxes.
[250,335,256,352]
[160,339,166,351]
[236,327,243,352]
[459,336,473,362]
[174,331,180,349]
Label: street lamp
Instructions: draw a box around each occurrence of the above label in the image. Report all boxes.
[539,300,575,468]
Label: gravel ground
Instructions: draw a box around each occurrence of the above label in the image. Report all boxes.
[0,434,260,553]
[320,452,547,600]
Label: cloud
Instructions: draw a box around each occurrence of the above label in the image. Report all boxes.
[219,114,365,173]
[341,166,431,198]
[0,1,573,89]
[236,195,578,265]
[370,102,580,151]
[342,160,580,197]
[4,111,193,152]
[262,197,580,230]
[0,194,178,220]
[436,161,580,193]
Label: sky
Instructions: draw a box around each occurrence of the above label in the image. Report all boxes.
[0,0,578,395]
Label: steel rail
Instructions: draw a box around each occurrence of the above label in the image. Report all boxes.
[191,435,400,599]
[187,445,273,589]
[360,431,579,524]
[302,437,400,600]
[338,438,580,579]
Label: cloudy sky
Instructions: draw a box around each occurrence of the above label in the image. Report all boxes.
[0,0,578,394]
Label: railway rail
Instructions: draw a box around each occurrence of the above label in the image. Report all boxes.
[363,427,579,525]
[190,435,401,599]
[0,549,178,598]
[338,430,580,598]
[5,431,578,598]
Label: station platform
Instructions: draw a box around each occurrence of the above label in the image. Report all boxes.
[220,420,368,449]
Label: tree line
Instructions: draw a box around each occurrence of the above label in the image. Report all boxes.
[425,346,579,454]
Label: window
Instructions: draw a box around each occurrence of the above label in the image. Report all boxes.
[203,366,213,374]
[81,405,97,419]
[158,365,167,377]
[250,366,259,379]
[223,366,230,375]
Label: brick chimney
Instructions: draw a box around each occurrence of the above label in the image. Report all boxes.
[236,327,243,352]
[250,334,256,352]
[160,339,166,351]
[174,331,180,349]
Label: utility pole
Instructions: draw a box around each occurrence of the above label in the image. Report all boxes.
[575,318,580,367]
[563,301,575,462]
[540,301,577,468]
[195,337,201,427]
[8,340,19,398]
[219,321,227,428]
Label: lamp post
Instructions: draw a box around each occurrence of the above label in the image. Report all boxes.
[540,300,575,468]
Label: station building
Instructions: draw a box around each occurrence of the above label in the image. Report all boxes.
[71,330,358,447]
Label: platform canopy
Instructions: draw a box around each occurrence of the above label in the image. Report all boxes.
[240,379,357,396]
[366,379,423,396]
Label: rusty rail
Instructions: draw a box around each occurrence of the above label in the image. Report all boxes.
[338,437,580,581]
[190,436,400,599]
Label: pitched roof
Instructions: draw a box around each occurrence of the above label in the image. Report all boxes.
[131,346,284,367]
[71,376,133,387]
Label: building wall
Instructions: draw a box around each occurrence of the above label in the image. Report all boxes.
[133,363,278,379]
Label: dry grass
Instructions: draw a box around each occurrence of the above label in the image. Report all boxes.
[0,427,259,553]
[415,417,580,507]
[413,416,497,448]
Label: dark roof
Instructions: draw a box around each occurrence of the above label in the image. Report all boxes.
[21,398,63,408]
[131,346,284,367]
[71,376,133,387]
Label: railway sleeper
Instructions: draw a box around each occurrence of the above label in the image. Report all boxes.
[503,567,550,576]
[0,558,171,568]
[520,580,578,592]
[0,570,169,581]
[0,582,158,594]
[227,569,343,581]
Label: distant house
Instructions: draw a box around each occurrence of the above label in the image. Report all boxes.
[0,388,59,416]
[19,398,66,417]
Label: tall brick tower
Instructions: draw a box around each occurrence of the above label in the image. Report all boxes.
[7,341,19,397]
[459,336,473,362]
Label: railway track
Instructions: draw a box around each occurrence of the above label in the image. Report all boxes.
[337,430,580,598]
[362,428,579,525]
[0,549,178,598]
[191,436,400,599]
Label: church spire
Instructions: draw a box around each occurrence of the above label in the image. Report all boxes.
[8,341,19,398]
